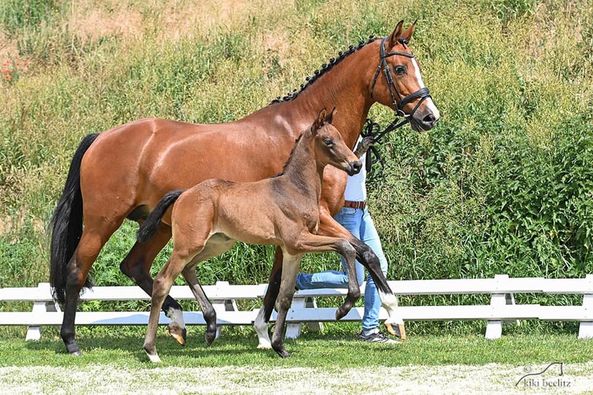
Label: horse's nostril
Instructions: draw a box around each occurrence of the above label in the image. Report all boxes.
[423,113,436,124]
[352,161,362,173]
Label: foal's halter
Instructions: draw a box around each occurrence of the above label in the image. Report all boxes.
[370,36,431,120]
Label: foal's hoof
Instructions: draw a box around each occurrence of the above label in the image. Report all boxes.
[205,328,217,346]
[168,325,187,346]
[335,305,351,321]
[385,322,407,340]
[145,351,162,364]
[275,348,290,358]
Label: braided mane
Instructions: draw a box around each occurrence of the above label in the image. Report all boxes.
[271,36,378,104]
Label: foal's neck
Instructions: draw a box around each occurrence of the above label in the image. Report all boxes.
[283,132,324,201]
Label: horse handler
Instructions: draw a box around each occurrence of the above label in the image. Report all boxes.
[295,138,399,343]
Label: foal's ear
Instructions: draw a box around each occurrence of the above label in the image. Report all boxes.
[388,20,405,48]
[313,108,327,133]
[325,107,336,124]
[400,20,417,43]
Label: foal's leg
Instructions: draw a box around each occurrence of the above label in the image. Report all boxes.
[120,222,187,345]
[182,266,217,346]
[318,213,405,338]
[144,250,198,363]
[254,248,282,349]
[271,252,302,358]
[290,233,360,320]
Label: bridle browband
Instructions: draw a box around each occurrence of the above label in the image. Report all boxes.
[370,36,431,120]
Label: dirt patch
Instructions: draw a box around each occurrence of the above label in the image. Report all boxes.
[67,3,143,42]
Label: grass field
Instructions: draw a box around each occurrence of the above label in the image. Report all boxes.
[0,330,592,392]
[1,0,593,392]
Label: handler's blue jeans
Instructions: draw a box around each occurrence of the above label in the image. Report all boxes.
[295,207,388,331]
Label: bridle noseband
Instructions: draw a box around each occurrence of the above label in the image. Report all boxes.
[370,36,431,120]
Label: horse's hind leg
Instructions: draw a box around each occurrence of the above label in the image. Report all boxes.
[61,219,121,354]
[119,222,187,345]
[270,251,302,358]
[181,236,236,345]
[182,266,217,345]
[254,247,282,349]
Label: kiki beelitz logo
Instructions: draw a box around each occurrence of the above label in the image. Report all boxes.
[515,362,572,388]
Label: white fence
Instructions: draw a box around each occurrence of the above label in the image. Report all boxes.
[1,274,592,341]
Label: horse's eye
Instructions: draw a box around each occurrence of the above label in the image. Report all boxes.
[394,65,406,75]
[323,138,334,147]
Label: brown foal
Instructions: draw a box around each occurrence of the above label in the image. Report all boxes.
[49,20,439,354]
[138,109,362,361]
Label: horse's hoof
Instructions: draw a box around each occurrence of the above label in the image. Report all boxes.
[257,341,272,350]
[385,322,406,340]
[168,325,187,346]
[66,342,81,355]
[335,306,348,321]
[275,348,290,358]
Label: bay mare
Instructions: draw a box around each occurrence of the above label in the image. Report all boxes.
[138,110,364,361]
[49,20,440,354]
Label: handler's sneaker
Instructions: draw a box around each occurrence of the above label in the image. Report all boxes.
[358,329,400,344]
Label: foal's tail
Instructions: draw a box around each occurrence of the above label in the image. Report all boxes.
[50,133,99,305]
[137,190,183,243]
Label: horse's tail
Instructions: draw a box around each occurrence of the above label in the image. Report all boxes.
[137,190,183,243]
[50,133,99,305]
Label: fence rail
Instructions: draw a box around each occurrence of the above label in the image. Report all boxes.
[1,274,592,341]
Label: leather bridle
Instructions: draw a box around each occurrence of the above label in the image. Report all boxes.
[370,36,432,120]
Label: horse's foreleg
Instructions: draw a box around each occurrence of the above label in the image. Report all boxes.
[254,247,283,349]
[289,232,360,320]
[120,222,186,345]
[270,252,302,358]
[61,221,120,355]
[318,212,405,339]
[349,238,405,339]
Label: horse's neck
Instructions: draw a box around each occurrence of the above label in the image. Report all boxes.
[283,133,323,200]
[243,42,378,149]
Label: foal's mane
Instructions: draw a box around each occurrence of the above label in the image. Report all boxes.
[276,133,305,176]
[271,36,378,104]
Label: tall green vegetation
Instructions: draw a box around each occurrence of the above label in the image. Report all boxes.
[0,0,591,297]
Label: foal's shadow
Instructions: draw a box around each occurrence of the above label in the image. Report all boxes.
[23,328,293,363]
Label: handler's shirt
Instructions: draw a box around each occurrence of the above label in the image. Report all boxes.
[343,152,367,202]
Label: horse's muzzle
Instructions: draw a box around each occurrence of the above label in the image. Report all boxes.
[347,160,362,176]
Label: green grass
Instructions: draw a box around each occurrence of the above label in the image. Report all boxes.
[1,329,592,368]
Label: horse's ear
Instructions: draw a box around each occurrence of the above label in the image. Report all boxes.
[400,20,417,43]
[325,107,336,124]
[313,109,327,133]
[388,20,404,48]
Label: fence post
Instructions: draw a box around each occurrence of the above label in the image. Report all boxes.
[304,297,323,333]
[25,283,59,341]
[485,274,511,340]
[212,281,238,339]
[578,274,593,339]
[285,295,305,339]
